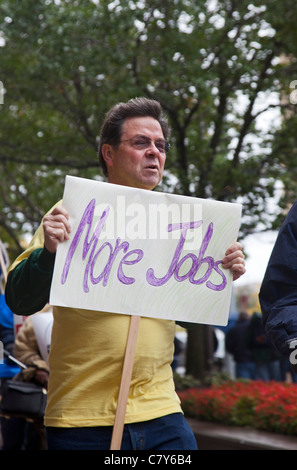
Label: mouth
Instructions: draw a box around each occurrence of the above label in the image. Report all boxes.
[145,164,159,171]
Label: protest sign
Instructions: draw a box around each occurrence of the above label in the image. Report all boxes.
[50,175,242,326]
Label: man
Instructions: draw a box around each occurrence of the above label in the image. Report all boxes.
[225,312,256,380]
[5,98,245,450]
[259,201,297,364]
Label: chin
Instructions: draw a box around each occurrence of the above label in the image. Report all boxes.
[142,180,160,191]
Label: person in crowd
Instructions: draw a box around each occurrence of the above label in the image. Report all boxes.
[12,306,52,449]
[246,312,281,381]
[0,294,27,449]
[279,356,297,383]
[226,311,256,380]
[171,336,183,372]
[5,97,245,450]
[14,306,52,390]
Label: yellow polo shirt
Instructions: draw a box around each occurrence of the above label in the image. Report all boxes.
[46,307,180,427]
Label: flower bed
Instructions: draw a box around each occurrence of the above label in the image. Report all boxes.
[178,380,297,436]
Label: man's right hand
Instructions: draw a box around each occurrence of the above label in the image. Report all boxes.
[43,206,71,254]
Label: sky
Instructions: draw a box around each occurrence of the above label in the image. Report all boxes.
[234,89,282,288]
[236,230,278,286]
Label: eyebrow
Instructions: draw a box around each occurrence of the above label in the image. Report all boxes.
[134,134,166,141]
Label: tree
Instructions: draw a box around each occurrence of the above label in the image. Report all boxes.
[1,0,297,250]
[1,0,297,377]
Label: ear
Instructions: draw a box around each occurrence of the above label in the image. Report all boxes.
[101,144,114,170]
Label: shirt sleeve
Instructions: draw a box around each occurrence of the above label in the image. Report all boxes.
[259,200,297,355]
[5,247,55,316]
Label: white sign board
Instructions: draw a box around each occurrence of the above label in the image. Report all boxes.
[50,176,242,326]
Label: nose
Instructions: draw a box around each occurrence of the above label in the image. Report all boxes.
[146,140,160,155]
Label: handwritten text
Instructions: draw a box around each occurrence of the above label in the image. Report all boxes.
[61,199,227,293]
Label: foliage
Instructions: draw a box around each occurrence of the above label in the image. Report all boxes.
[173,372,201,391]
[0,1,297,255]
[203,371,232,387]
[173,371,232,390]
[178,380,297,435]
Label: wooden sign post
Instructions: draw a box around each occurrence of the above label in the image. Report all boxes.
[110,315,140,450]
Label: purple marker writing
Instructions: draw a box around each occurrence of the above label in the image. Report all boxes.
[61,199,143,292]
[146,221,226,291]
[61,199,226,293]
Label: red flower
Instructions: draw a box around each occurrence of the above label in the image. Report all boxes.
[178,380,297,435]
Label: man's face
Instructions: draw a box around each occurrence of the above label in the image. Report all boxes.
[104,116,167,190]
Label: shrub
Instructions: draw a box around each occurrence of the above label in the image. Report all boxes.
[178,380,297,435]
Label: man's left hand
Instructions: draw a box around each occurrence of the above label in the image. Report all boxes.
[222,242,246,281]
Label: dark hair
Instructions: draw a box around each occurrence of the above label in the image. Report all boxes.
[98,97,170,177]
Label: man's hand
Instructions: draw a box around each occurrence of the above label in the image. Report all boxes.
[222,241,246,281]
[43,206,71,254]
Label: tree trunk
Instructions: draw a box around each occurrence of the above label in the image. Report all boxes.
[185,325,215,380]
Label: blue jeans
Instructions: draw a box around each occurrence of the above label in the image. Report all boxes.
[255,360,281,381]
[46,413,198,450]
[235,361,256,380]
